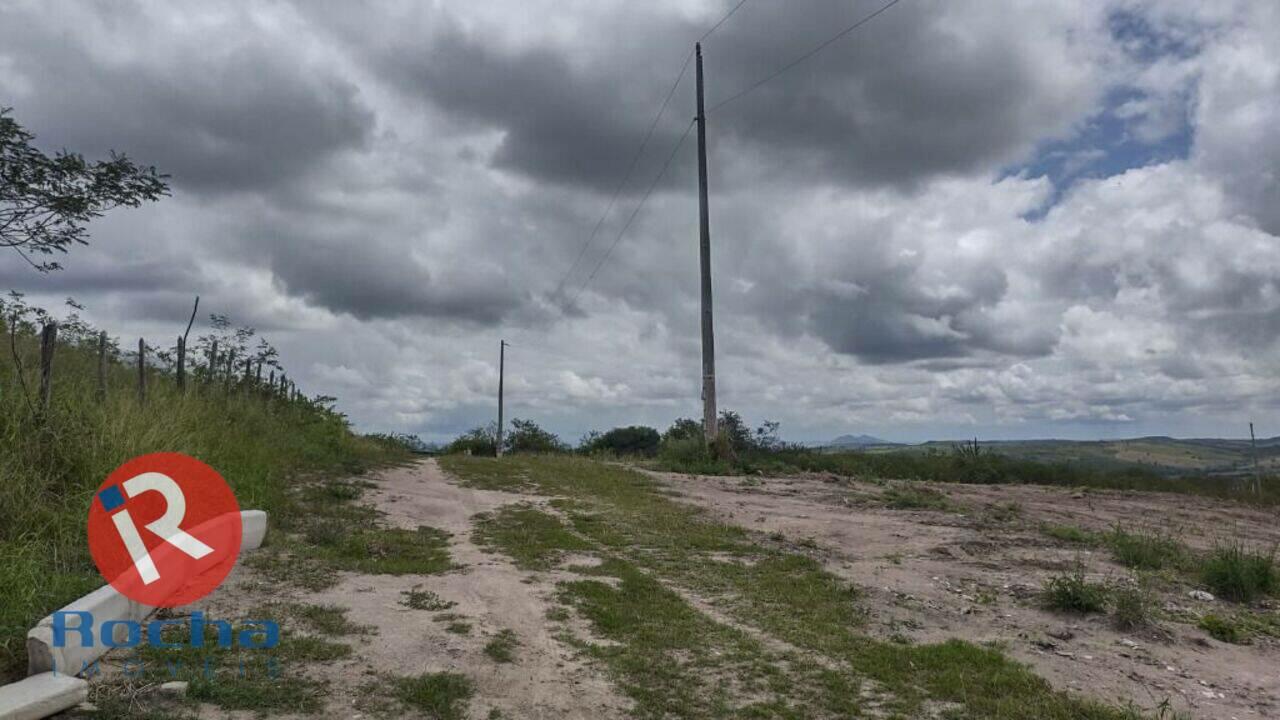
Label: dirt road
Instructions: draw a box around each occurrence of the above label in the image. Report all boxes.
[99,459,1276,719]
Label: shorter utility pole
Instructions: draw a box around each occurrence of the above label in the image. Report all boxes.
[1250,422,1262,496]
[496,340,508,457]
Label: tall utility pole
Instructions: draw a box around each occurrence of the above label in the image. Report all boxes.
[496,340,508,457]
[695,42,719,447]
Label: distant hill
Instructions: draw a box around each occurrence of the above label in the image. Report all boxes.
[828,434,891,448]
[888,435,1280,478]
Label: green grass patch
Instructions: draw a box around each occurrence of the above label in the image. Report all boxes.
[1198,544,1277,602]
[881,484,953,511]
[483,629,519,663]
[473,504,592,570]
[112,617,346,715]
[1041,524,1102,545]
[393,672,474,720]
[248,601,372,638]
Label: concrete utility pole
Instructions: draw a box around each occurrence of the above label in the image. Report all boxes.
[695,42,718,447]
[496,340,508,457]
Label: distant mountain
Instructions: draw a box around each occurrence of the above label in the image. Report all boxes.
[829,434,889,448]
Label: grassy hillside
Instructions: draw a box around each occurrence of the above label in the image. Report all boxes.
[0,313,406,683]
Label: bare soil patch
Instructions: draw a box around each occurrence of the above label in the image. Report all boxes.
[647,470,1280,719]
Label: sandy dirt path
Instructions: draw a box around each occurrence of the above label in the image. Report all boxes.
[646,469,1280,720]
[195,459,631,719]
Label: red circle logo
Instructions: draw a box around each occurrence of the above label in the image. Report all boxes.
[88,453,241,607]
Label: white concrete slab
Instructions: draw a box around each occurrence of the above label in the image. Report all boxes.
[0,672,89,720]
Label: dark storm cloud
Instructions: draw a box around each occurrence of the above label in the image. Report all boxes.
[250,220,525,324]
[375,17,694,191]
[0,13,374,194]
[370,0,1096,192]
[703,1,1089,188]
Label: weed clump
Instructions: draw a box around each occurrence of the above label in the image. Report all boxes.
[483,629,519,663]
[1042,566,1108,614]
[1198,614,1248,644]
[402,588,456,611]
[1110,581,1156,631]
[1198,544,1277,603]
[1107,526,1185,571]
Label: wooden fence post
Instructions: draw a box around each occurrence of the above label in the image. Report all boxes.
[255,360,263,387]
[96,331,107,402]
[137,338,146,404]
[207,340,218,385]
[38,322,57,412]
[224,352,235,394]
[176,335,187,391]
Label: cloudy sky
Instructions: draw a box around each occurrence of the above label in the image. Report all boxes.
[3,0,1278,444]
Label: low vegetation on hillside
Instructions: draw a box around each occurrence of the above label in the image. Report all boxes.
[0,297,407,683]
[444,412,1278,506]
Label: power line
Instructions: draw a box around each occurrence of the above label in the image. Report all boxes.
[698,0,751,42]
[551,0,752,305]
[550,54,692,303]
[567,119,696,308]
[709,0,904,114]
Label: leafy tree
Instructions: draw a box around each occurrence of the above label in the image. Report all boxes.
[582,425,661,456]
[446,424,499,456]
[718,410,752,453]
[662,417,703,442]
[505,418,567,454]
[1,107,168,272]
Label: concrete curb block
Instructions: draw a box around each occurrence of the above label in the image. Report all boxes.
[0,672,89,720]
[240,510,268,550]
[24,510,268,679]
[26,585,151,676]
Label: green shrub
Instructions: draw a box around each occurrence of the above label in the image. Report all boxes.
[581,425,661,456]
[445,425,498,456]
[1042,567,1108,614]
[657,435,733,475]
[1198,614,1248,644]
[1199,544,1277,603]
